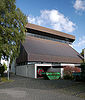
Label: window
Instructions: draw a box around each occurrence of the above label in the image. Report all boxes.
[26,32,72,44]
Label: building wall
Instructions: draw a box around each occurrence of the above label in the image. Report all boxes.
[15,63,80,79]
[16,64,35,78]
[27,64,35,78]
[16,65,27,77]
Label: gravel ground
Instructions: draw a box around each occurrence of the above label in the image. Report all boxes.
[0,74,85,100]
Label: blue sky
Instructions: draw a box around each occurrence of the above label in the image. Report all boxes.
[16,0,85,53]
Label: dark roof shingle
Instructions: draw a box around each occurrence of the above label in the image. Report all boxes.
[16,36,83,64]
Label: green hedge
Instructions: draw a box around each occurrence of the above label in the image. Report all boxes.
[0,63,7,77]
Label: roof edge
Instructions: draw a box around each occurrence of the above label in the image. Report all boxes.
[26,23,75,41]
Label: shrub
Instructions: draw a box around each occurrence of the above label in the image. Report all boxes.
[0,65,5,77]
[63,66,80,80]
[80,62,85,72]
[64,75,71,80]
[80,62,85,81]
[3,63,7,70]
[0,63,7,77]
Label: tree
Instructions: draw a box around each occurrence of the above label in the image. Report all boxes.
[80,62,85,72]
[0,0,27,63]
[80,49,84,57]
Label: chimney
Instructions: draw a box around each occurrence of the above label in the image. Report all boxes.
[84,48,85,62]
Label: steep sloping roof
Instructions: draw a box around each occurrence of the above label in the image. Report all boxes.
[16,36,83,64]
[26,23,75,42]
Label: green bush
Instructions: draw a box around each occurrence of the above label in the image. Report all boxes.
[0,65,5,77]
[80,62,85,72]
[0,63,7,77]
[63,75,74,80]
[3,63,7,70]
[80,62,85,81]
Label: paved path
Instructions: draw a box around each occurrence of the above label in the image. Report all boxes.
[0,75,84,100]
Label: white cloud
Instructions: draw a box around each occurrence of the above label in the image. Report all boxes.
[73,36,85,47]
[73,36,85,52]
[28,10,76,33]
[74,0,85,11]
